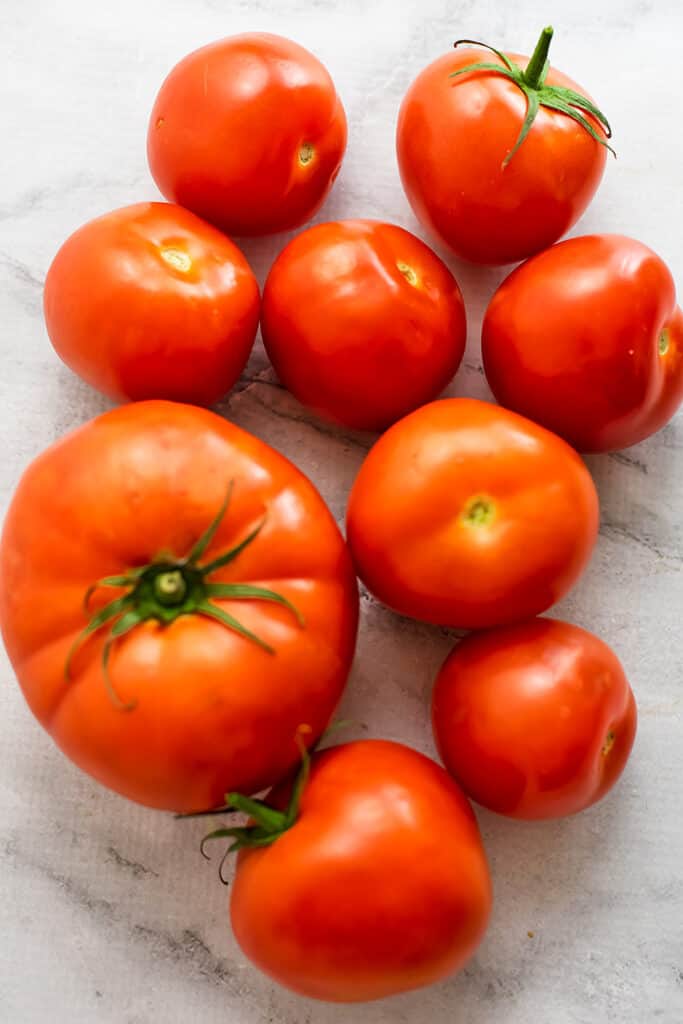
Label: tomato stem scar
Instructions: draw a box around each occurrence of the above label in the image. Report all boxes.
[160,247,192,272]
[659,330,670,356]
[461,495,496,527]
[298,142,315,166]
[396,261,418,286]
[601,730,616,756]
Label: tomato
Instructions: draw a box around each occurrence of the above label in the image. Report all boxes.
[396,27,610,264]
[0,401,358,812]
[482,234,683,452]
[44,203,260,406]
[432,619,637,819]
[224,739,491,1002]
[147,34,347,237]
[346,398,599,629]
[261,220,467,430]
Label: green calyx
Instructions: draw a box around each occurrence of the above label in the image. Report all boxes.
[186,729,312,884]
[65,481,304,710]
[450,25,615,166]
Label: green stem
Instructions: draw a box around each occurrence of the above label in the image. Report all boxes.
[65,482,303,707]
[523,25,553,89]
[186,726,313,881]
[448,27,615,163]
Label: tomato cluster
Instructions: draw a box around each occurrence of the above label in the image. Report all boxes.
[1,24,677,1005]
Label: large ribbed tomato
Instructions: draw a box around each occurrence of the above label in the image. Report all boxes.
[0,402,358,812]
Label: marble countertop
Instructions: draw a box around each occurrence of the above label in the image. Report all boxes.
[1,1,682,1021]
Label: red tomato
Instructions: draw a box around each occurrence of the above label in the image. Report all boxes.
[396,27,609,264]
[261,220,467,430]
[0,402,358,811]
[147,34,347,236]
[432,619,637,819]
[228,740,492,1002]
[44,203,260,405]
[346,398,599,628]
[482,234,683,452]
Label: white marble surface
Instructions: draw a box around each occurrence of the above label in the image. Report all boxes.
[1,1,682,1021]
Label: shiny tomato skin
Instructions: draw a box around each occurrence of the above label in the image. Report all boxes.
[44,203,260,406]
[482,234,683,452]
[0,401,358,812]
[230,740,492,1002]
[396,48,607,265]
[261,220,467,430]
[346,398,599,629]
[432,619,637,819]
[147,34,347,237]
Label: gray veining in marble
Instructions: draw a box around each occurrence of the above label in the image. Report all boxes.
[1,1,682,1022]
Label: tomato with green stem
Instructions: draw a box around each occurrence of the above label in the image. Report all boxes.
[200,738,492,1002]
[0,401,358,812]
[397,26,611,264]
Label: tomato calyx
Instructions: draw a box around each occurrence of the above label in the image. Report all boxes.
[451,25,615,166]
[184,728,313,884]
[65,481,304,710]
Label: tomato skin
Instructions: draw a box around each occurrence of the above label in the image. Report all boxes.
[432,619,637,819]
[0,401,358,812]
[346,398,599,629]
[482,234,683,452]
[396,48,606,265]
[44,203,260,406]
[230,740,492,1002]
[261,220,467,430]
[147,34,347,237]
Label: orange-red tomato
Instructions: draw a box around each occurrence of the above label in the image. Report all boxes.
[432,619,637,819]
[346,398,599,628]
[0,402,358,812]
[482,234,683,452]
[44,203,260,405]
[147,34,347,237]
[396,29,608,264]
[230,740,492,1002]
[261,220,467,430]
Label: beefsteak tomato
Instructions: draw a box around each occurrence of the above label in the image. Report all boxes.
[396,27,611,264]
[216,739,491,1002]
[0,402,358,812]
[261,220,467,431]
[44,203,260,406]
[346,398,599,628]
[482,234,683,452]
[147,34,347,236]
[432,618,637,819]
